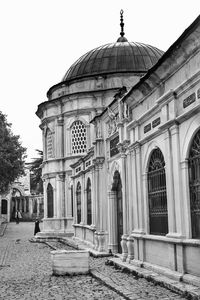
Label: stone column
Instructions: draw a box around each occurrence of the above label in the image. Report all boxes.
[53,184,56,218]
[43,179,47,219]
[142,172,148,234]
[65,171,72,218]
[94,165,100,231]
[181,160,191,238]
[170,124,185,237]
[131,148,139,232]
[108,191,118,253]
[91,168,96,228]
[120,146,128,261]
[94,158,106,252]
[127,151,134,263]
[164,129,176,235]
[135,143,144,232]
[56,117,64,158]
[80,175,85,225]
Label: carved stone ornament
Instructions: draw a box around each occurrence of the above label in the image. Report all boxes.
[57,117,64,126]
[96,119,102,139]
[58,173,65,181]
[107,113,119,137]
[93,157,105,167]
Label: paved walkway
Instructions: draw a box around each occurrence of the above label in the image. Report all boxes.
[0,223,193,299]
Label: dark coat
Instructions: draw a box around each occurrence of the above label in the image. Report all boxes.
[34,220,40,235]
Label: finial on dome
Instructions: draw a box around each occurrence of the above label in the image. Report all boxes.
[117,10,128,42]
[120,9,125,37]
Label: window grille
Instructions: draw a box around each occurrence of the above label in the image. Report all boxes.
[188,130,200,238]
[47,183,53,218]
[87,178,92,225]
[76,182,81,223]
[148,148,168,235]
[71,121,87,154]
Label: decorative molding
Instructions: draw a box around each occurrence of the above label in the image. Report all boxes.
[183,93,196,108]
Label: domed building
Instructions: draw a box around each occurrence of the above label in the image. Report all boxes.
[36,12,200,284]
[36,11,163,246]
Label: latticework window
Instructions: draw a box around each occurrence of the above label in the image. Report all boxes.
[71,121,87,154]
[188,130,200,238]
[148,148,168,235]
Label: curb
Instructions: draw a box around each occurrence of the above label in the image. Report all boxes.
[107,258,200,300]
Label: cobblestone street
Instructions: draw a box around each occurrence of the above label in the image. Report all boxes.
[0,223,187,299]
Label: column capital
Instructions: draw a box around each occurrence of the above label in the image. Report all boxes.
[180,159,189,169]
[57,173,65,181]
[57,117,64,126]
[170,122,179,135]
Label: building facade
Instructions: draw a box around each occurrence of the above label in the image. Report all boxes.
[0,167,44,223]
[37,13,200,283]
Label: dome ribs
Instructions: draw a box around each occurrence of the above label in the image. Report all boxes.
[62,41,164,82]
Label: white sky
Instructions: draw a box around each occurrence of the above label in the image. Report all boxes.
[0,0,199,161]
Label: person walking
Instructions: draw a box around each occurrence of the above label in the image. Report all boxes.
[15,210,22,224]
[34,218,40,236]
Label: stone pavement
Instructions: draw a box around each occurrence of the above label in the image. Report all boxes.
[0,223,194,300]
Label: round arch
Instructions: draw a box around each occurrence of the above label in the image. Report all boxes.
[181,115,200,160]
[143,140,166,174]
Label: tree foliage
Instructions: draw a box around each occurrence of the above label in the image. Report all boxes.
[29,149,43,194]
[0,111,27,192]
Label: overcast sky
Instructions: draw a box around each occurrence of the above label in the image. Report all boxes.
[0,0,199,161]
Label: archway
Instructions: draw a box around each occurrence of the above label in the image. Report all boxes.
[112,170,123,253]
[188,129,200,238]
[10,188,23,221]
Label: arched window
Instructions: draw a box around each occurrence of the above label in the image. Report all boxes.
[71,120,87,154]
[148,148,168,235]
[76,182,81,223]
[47,183,54,218]
[188,130,200,238]
[1,199,7,214]
[87,178,92,225]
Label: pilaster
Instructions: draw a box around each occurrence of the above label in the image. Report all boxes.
[108,191,118,253]
[135,143,144,232]
[180,160,191,238]
[170,124,185,237]
[164,129,176,235]
[56,117,64,158]
[43,179,47,218]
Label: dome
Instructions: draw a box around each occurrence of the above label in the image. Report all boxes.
[62,41,164,82]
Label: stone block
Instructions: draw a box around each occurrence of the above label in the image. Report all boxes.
[51,249,89,275]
